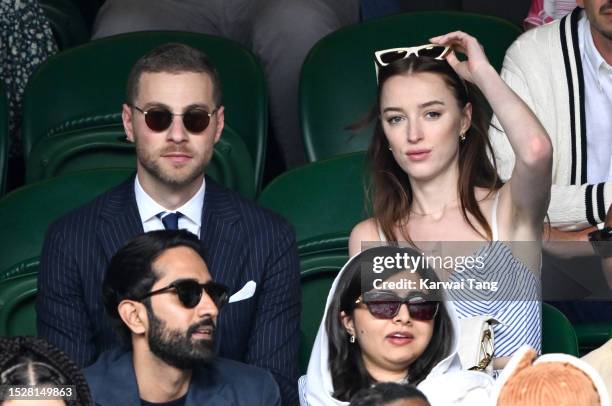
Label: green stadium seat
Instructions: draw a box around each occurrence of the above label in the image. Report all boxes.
[22,31,267,195]
[0,275,37,336]
[0,169,132,281]
[300,11,522,162]
[542,302,579,356]
[297,233,348,373]
[39,0,90,50]
[27,124,255,198]
[258,152,368,243]
[575,323,612,354]
[0,169,135,336]
[0,81,7,197]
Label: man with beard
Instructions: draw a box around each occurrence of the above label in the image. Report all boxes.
[37,43,300,404]
[83,230,281,405]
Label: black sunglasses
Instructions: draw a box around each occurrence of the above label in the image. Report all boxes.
[355,293,439,321]
[138,279,230,309]
[131,105,218,133]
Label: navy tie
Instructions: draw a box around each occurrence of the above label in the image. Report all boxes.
[158,212,182,230]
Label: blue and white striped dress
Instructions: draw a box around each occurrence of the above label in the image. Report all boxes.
[378,191,542,357]
[448,241,542,356]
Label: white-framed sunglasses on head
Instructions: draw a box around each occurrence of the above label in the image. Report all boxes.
[374,44,451,80]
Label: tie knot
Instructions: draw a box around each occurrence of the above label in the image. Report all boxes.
[157,211,182,230]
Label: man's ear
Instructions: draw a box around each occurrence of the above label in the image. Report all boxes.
[460,102,472,136]
[117,300,148,336]
[212,106,225,144]
[340,310,355,336]
[122,103,135,143]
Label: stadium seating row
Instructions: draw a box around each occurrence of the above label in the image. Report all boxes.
[1,11,522,200]
[0,10,609,368]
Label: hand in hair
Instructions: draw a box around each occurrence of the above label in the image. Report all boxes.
[429,31,493,85]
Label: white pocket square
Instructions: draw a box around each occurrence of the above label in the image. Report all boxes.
[229,280,256,303]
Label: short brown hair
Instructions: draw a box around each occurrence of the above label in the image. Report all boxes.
[126,43,222,106]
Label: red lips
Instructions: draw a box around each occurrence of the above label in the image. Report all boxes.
[406,149,431,161]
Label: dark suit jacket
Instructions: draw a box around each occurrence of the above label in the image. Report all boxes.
[37,175,300,404]
[84,348,281,406]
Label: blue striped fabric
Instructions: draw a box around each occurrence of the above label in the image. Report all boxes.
[449,242,542,356]
[36,174,301,405]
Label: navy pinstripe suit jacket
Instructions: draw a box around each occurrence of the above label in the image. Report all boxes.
[36,175,300,405]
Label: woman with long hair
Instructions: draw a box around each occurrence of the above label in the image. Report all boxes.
[299,246,493,405]
[349,32,552,369]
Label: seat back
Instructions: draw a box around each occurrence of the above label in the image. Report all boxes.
[258,152,368,242]
[26,125,255,198]
[300,11,521,161]
[298,233,349,373]
[22,31,267,192]
[39,0,90,50]
[542,303,579,356]
[0,275,37,336]
[0,81,7,196]
[0,169,132,282]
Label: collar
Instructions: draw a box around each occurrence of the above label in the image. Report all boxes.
[580,12,612,91]
[85,349,230,406]
[134,176,205,227]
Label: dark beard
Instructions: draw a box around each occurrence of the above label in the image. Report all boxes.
[147,309,216,370]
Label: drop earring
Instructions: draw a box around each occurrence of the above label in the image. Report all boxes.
[459,132,466,142]
[349,335,355,343]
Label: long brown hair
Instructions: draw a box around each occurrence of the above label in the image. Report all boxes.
[365,55,502,242]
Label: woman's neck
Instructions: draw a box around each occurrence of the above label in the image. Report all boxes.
[408,168,460,220]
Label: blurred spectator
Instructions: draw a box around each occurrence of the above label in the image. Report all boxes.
[494,345,609,405]
[0,0,57,189]
[349,383,431,406]
[524,0,577,29]
[0,336,92,406]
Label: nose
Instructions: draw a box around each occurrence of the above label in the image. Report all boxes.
[393,303,412,324]
[166,115,189,143]
[406,122,423,143]
[195,290,219,319]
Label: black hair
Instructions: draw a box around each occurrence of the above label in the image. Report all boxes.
[102,229,207,343]
[350,382,430,406]
[0,336,93,406]
[126,43,222,106]
[326,246,454,401]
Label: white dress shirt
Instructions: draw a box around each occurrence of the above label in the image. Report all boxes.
[134,176,205,238]
[580,15,612,184]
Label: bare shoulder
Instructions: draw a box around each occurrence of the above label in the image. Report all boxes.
[348,218,380,256]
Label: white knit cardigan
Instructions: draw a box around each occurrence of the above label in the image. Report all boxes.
[489,7,611,231]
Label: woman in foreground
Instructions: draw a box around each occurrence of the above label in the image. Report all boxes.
[299,246,493,405]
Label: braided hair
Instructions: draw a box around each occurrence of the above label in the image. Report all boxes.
[0,336,93,405]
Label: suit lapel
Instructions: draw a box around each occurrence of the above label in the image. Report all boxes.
[97,175,144,262]
[200,178,244,288]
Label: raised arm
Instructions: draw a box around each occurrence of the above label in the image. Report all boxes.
[431,31,553,229]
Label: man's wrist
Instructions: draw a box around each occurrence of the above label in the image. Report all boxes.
[588,227,612,258]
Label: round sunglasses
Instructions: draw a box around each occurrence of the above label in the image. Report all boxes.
[138,279,230,309]
[130,104,218,133]
[355,294,439,321]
